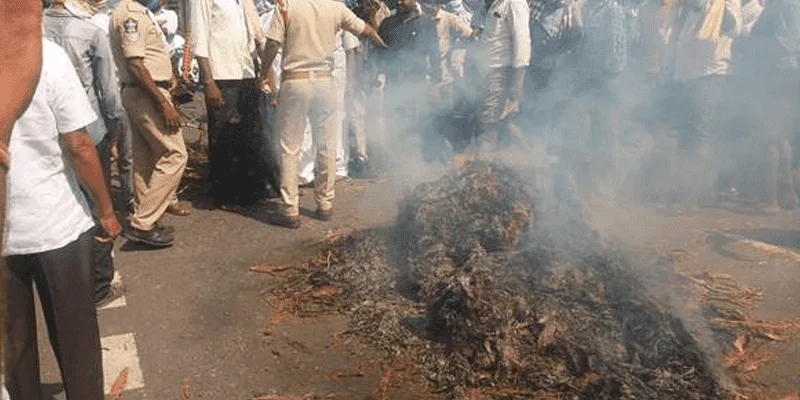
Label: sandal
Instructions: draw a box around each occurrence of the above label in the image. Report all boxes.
[166,201,192,216]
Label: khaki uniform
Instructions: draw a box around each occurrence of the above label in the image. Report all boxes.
[266,0,365,217]
[110,0,187,231]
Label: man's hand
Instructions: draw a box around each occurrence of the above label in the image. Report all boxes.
[371,33,388,49]
[269,92,279,108]
[95,213,122,243]
[204,82,224,109]
[499,99,519,121]
[363,25,388,49]
[161,99,182,132]
[259,75,270,93]
[109,143,119,164]
[169,75,179,93]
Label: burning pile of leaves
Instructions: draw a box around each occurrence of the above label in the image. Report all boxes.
[267,160,722,399]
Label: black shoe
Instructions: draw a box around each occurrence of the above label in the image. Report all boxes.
[155,221,175,234]
[95,285,124,308]
[268,214,301,229]
[123,226,174,247]
[314,207,333,221]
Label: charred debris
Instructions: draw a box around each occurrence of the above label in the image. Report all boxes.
[268,160,723,399]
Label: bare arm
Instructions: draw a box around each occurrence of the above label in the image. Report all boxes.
[261,39,282,80]
[59,129,121,239]
[508,67,526,101]
[361,24,388,48]
[197,56,224,108]
[0,2,41,143]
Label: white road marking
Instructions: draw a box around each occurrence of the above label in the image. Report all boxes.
[100,296,127,310]
[100,271,128,310]
[102,333,145,394]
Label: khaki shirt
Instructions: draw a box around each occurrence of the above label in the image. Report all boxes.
[109,0,173,84]
[266,0,366,73]
[432,8,472,84]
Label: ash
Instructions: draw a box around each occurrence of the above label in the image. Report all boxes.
[271,160,723,399]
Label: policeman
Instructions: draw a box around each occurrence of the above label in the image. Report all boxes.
[109,0,187,247]
[261,0,387,229]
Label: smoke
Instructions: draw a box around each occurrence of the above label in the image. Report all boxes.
[351,0,787,376]
[363,0,797,221]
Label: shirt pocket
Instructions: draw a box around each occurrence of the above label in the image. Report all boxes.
[487,6,507,34]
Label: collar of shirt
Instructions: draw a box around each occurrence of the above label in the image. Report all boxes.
[45,5,91,19]
[486,0,511,15]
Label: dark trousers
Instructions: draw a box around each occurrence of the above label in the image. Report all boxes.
[207,79,279,205]
[4,230,104,400]
[85,136,115,302]
[677,75,725,153]
[117,115,135,211]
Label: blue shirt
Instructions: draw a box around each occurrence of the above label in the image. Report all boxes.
[44,8,124,144]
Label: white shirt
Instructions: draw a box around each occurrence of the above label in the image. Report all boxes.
[154,8,180,52]
[90,0,122,33]
[480,0,531,69]
[742,0,764,34]
[3,40,97,256]
[193,0,257,80]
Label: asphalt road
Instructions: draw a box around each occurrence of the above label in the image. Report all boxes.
[33,160,800,399]
[38,176,406,400]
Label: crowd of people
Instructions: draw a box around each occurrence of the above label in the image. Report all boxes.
[3,0,800,397]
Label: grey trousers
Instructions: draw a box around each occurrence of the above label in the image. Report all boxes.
[4,229,104,400]
[478,67,511,151]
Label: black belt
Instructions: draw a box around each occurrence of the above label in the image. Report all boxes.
[122,81,171,90]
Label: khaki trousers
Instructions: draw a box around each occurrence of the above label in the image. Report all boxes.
[122,87,188,231]
[277,77,338,216]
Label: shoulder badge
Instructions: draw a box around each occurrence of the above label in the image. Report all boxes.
[123,18,140,42]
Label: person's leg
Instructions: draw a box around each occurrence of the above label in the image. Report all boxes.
[122,88,157,228]
[350,89,368,160]
[680,75,724,203]
[242,80,267,199]
[297,120,316,185]
[4,254,41,400]
[309,78,338,214]
[91,223,115,302]
[277,80,311,217]
[117,114,135,212]
[257,85,282,196]
[207,82,240,205]
[333,72,349,177]
[477,67,505,153]
[34,230,104,400]
[92,136,115,301]
[128,88,188,231]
